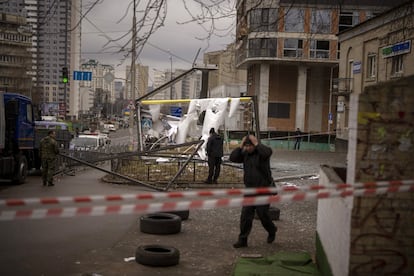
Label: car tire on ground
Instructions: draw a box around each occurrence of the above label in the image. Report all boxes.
[140,213,182,235]
[135,244,180,267]
[165,210,189,221]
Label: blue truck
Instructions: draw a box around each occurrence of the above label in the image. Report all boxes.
[0,92,74,183]
[0,92,38,183]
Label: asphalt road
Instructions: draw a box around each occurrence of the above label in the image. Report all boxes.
[0,168,152,276]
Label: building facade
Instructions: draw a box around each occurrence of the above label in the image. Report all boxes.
[204,43,247,93]
[235,0,405,135]
[0,13,33,96]
[80,59,116,118]
[337,1,414,151]
[0,0,81,119]
[125,64,149,100]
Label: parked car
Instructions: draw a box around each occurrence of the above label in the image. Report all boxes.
[69,134,110,151]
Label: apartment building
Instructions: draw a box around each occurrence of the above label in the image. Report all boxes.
[79,59,115,117]
[235,0,405,137]
[0,0,81,119]
[125,64,149,100]
[0,13,32,96]
[337,1,414,151]
[204,43,247,93]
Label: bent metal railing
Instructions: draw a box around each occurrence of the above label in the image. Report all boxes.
[57,139,242,192]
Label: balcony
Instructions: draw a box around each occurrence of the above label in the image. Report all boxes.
[332,78,353,96]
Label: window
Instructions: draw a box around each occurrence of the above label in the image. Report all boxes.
[311,10,331,34]
[310,40,330,59]
[249,8,278,32]
[27,104,33,123]
[367,54,376,78]
[391,55,403,75]
[339,11,359,32]
[248,38,277,57]
[284,39,303,57]
[268,103,290,118]
[284,8,304,32]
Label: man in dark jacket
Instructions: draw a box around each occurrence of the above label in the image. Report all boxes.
[205,128,224,184]
[229,134,277,248]
[39,130,59,186]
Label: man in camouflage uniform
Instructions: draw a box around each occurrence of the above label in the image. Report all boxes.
[40,130,59,186]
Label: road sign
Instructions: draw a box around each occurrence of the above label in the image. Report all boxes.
[73,71,92,81]
[170,106,182,117]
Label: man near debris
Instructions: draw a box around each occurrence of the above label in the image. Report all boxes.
[229,134,277,248]
[205,128,224,184]
[39,130,59,186]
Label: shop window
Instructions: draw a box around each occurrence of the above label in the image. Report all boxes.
[284,39,303,57]
[268,103,290,119]
[310,40,330,59]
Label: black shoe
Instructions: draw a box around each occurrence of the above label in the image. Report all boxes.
[203,180,212,184]
[48,183,55,186]
[233,240,248,248]
[43,181,47,186]
[267,230,276,244]
[212,180,218,184]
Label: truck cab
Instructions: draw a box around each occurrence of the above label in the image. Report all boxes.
[0,92,36,183]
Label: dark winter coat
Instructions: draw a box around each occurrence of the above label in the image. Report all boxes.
[206,133,223,158]
[229,144,273,188]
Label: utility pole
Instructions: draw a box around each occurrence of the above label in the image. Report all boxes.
[63,0,68,119]
[129,0,138,151]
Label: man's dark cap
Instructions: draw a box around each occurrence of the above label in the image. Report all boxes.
[209,128,215,134]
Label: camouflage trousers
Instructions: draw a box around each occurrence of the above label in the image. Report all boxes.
[41,158,56,185]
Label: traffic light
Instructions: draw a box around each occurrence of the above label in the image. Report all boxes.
[62,67,69,83]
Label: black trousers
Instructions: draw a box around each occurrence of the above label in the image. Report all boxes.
[238,204,276,241]
[207,156,222,182]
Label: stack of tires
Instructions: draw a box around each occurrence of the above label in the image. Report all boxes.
[135,210,189,267]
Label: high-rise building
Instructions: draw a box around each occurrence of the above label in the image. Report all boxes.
[0,12,33,96]
[125,64,149,100]
[235,0,405,135]
[79,59,115,118]
[0,0,81,119]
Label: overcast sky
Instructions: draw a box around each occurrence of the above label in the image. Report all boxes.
[81,0,236,83]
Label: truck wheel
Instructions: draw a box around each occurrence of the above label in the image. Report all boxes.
[13,155,28,184]
[135,244,180,267]
[140,213,181,235]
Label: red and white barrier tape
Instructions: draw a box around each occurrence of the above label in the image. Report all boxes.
[1,179,413,208]
[1,183,413,221]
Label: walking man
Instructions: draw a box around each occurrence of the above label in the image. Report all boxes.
[294,128,302,150]
[205,128,224,184]
[39,130,59,186]
[230,134,277,248]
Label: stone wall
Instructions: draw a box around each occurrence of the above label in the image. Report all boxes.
[349,76,414,275]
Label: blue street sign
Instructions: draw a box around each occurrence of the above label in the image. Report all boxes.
[170,106,182,117]
[73,71,92,81]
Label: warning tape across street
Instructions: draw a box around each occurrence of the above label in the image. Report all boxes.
[0,180,413,221]
[0,179,413,208]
